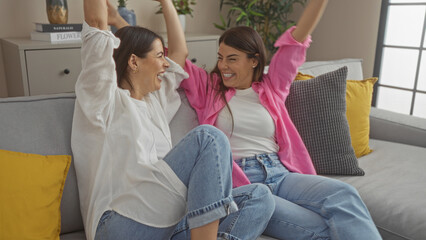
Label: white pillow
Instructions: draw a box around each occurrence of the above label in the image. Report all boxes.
[299,58,364,80]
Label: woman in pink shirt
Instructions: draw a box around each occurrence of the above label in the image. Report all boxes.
[180,0,382,239]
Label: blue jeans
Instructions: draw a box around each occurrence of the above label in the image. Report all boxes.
[95,125,274,240]
[236,153,382,240]
[171,183,274,240]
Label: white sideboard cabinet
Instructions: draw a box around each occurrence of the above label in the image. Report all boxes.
[2,33,219,97]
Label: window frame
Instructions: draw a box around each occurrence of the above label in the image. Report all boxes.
[372,0,426,116]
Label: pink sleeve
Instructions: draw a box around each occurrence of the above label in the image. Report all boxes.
[265,26,311,98]
[180,59,210,122]
[232,161,251,188]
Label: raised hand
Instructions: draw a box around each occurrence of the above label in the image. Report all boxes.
[292,0,328,42]
[106,0,129,29]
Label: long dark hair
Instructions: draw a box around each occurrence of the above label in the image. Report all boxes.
[210,26,267,132]
[113,26,165,91]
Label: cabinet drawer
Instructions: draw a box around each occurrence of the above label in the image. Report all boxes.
[25,48,81,95]
[187,40,218,71]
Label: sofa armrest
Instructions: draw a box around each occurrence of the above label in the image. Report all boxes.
[369,107,426,148]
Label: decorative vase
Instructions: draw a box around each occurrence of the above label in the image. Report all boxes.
[111,7,136,33]
[46,0,68,24]
[178,14,186,32]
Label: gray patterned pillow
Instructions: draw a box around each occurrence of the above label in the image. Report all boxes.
[285,67,364,175]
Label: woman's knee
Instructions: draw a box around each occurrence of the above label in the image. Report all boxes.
[192,125,230,153]
[186,125,232,167]
[328,180,364,204]
[249,183,275,217]
[334,180,359,195]
[193,125,228,141]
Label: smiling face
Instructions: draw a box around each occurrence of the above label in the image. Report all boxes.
[217,43,258,90]
[134,39,169,95]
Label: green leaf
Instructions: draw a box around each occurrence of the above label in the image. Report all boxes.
[214,23,226,30]
[215,0,309,61]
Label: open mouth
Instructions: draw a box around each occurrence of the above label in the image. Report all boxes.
[157,72,165,78]
[222,73,235,79]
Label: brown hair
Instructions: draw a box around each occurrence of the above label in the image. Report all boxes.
[210,26,267,132]
[113,26,165,91]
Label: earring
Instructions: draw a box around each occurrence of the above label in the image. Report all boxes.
[252,65,256,68]
[133,67,138,74]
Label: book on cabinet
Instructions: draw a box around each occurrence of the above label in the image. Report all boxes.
[34,23,83,32]
[30,31,81,43]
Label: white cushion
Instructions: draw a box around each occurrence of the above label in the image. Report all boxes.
[299,58,364,80]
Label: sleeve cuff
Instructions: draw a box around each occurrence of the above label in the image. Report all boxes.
[165,57,189,79]
[82,21,120,48]
[274,26,312,48]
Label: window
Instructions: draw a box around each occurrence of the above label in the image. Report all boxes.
[373,0,426,118]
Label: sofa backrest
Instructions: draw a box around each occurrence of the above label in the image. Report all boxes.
[0,93,84,235]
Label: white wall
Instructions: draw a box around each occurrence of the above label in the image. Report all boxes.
[0,0,222,97]
[293,0,382,79]
[0,0,381,97]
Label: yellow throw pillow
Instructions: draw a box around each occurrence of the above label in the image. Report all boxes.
[346,78,378,157]
[295,72,378,158]
[295,72,315,80]
[0,149,71,240]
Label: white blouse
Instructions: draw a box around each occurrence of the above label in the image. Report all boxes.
[71,22,189,240]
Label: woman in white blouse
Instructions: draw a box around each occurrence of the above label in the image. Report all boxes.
[71,0,274,240]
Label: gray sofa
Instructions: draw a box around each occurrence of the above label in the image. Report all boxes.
[1,91,425,240]
[1,59,425,240]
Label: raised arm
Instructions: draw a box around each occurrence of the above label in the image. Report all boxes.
[84,0,108,30]
[107,0,129,29]
[159,0,188,68]
[291,0,328,42]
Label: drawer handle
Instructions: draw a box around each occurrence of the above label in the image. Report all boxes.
[191,58,197,63]
[63,69,70,75]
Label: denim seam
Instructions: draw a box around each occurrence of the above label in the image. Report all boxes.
[293,199,332,219]
[187,196,235,218]
[195,128,227,202]
[224,198,247,234]
[268,217,330,240]
[187,199,238,229]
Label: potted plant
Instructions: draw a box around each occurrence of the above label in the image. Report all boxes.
[157,0,196,31]
[215,0,308,61]
[118,0,127,7]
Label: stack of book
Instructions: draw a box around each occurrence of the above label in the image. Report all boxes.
[30,23,83,43]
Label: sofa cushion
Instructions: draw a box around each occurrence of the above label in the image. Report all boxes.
[370,107,426,148]
[0,149,71,240]
[345,78,377,157]
[60,231,87,240]
[286,67,364,175]
[299,58,364,80]
[0,93,83,235]
[295,73,378,158]
[329,139,426,239]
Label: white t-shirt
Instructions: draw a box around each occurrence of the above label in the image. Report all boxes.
[215,87,279,160]
[71,22,189,240]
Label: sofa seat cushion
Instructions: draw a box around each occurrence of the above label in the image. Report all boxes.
[60,231,86,240]
[329,139,426,240]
